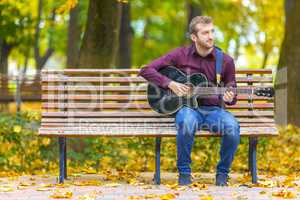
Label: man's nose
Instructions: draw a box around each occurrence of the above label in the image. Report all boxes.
[208,32,214,39]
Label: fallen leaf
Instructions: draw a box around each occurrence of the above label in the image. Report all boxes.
[40,183,55,188]
[17,185,29,190]
[82,168,97,174]
[77,194,97,200]
[144,194,158,198]
[36,187,53,191]
[73,180,102,186]
[104,183,121,187]
[256,179,277,188]
[0,186,14,192]
[190,182,208,190]
[272,189,296,199]
[49,190,73,199]
[19,181,34,186]
[159,193,177,200]
[128,196,143,200]
[259,190,267,195]
[199,195,213,200]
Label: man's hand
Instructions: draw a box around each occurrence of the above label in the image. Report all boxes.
[223,90,235,103]
[168,81,191,97]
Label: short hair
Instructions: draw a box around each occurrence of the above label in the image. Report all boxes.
[189,16,213,34]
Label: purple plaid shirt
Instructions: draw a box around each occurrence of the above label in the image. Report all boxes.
[138,44,237,106]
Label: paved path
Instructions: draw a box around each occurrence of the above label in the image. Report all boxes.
[0,172,299,200]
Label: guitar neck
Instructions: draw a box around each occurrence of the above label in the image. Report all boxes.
[193,87,254,95]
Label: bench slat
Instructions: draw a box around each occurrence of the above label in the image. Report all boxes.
[42,94,273,101]
[41,76,273,83]
[41,117,274,123]
[42,111,274,117]
[42,85,147,92]
[42,68,273,75]
[41,85,273,92]
[42,102,274,109]
[40,122,276,127]
[38,127,278,137]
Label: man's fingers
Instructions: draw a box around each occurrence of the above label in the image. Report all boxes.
[223,91,234,102]
[178,85,189,94]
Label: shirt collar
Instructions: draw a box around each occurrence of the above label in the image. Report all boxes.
[190,43,216,59]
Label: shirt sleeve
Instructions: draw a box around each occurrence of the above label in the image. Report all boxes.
[138,48,181,89]
[222,57,237,105]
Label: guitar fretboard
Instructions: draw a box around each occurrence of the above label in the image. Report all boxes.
[192,87,254,95]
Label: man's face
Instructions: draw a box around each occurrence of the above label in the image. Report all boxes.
[191,23,215,49]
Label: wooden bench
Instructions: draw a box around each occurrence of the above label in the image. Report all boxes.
[38,68,278,184]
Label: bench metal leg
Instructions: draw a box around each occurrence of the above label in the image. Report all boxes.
[59,137,67,183]
[249,137,258,184]
[154,137,161,185]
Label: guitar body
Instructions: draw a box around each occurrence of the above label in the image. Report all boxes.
[147,66,209,115]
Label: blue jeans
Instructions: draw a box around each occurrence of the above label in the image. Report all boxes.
[175,106,240,175]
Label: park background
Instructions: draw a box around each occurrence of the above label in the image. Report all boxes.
[0,0,299,181]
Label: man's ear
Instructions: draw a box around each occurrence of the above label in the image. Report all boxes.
[190,33,197,42]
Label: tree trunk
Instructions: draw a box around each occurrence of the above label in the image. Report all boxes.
[261,52,269,69]
[116,2,132,68]
[0,39,12,112]
[275,0,300,126]
[34,0,54,77]
[66,4,81,68]
[78,0,122,68]
[186,1,202,34]
[184,1,202,44]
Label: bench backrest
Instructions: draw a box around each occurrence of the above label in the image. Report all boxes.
[40,69,275,136]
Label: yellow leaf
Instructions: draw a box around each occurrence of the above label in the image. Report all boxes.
[17,185,28,190]
[73,180,102,186]
[272,189,296,199]
[144,194,158,198]
[40,183,55,188]
[256,179,277,188]
[77,194,97,200]
[0,186,14,192]
[19,181,34,186]
[159,193,177,200]
[259,191,267,195]
[13,125,22,133]
[104,183,121,187]
[41,138,51,146]
[199,195,214,200]
[82,167,97,174]
[190,182,208,190]
[141,185,152,189]
[36,187,52,191]
[49,190,73,199]
[55,183,70,188]
[128,196,143,200]
[56,0,78,14]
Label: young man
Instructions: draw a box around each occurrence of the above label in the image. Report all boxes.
[139,16,240,186]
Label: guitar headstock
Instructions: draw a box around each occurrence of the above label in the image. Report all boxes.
[254,87,274,97]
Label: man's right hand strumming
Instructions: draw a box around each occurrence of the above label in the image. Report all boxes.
[168,81,191,97]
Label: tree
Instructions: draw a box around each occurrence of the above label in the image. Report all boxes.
[66,4,81,67]
[185,0,202,34]
[0,0,35,111]
[78,0,122,67]
[275,0,300,126]
[34,0,55,77]
[116,2,133,68]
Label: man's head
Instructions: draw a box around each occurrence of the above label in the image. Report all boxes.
[189,16,214,49]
